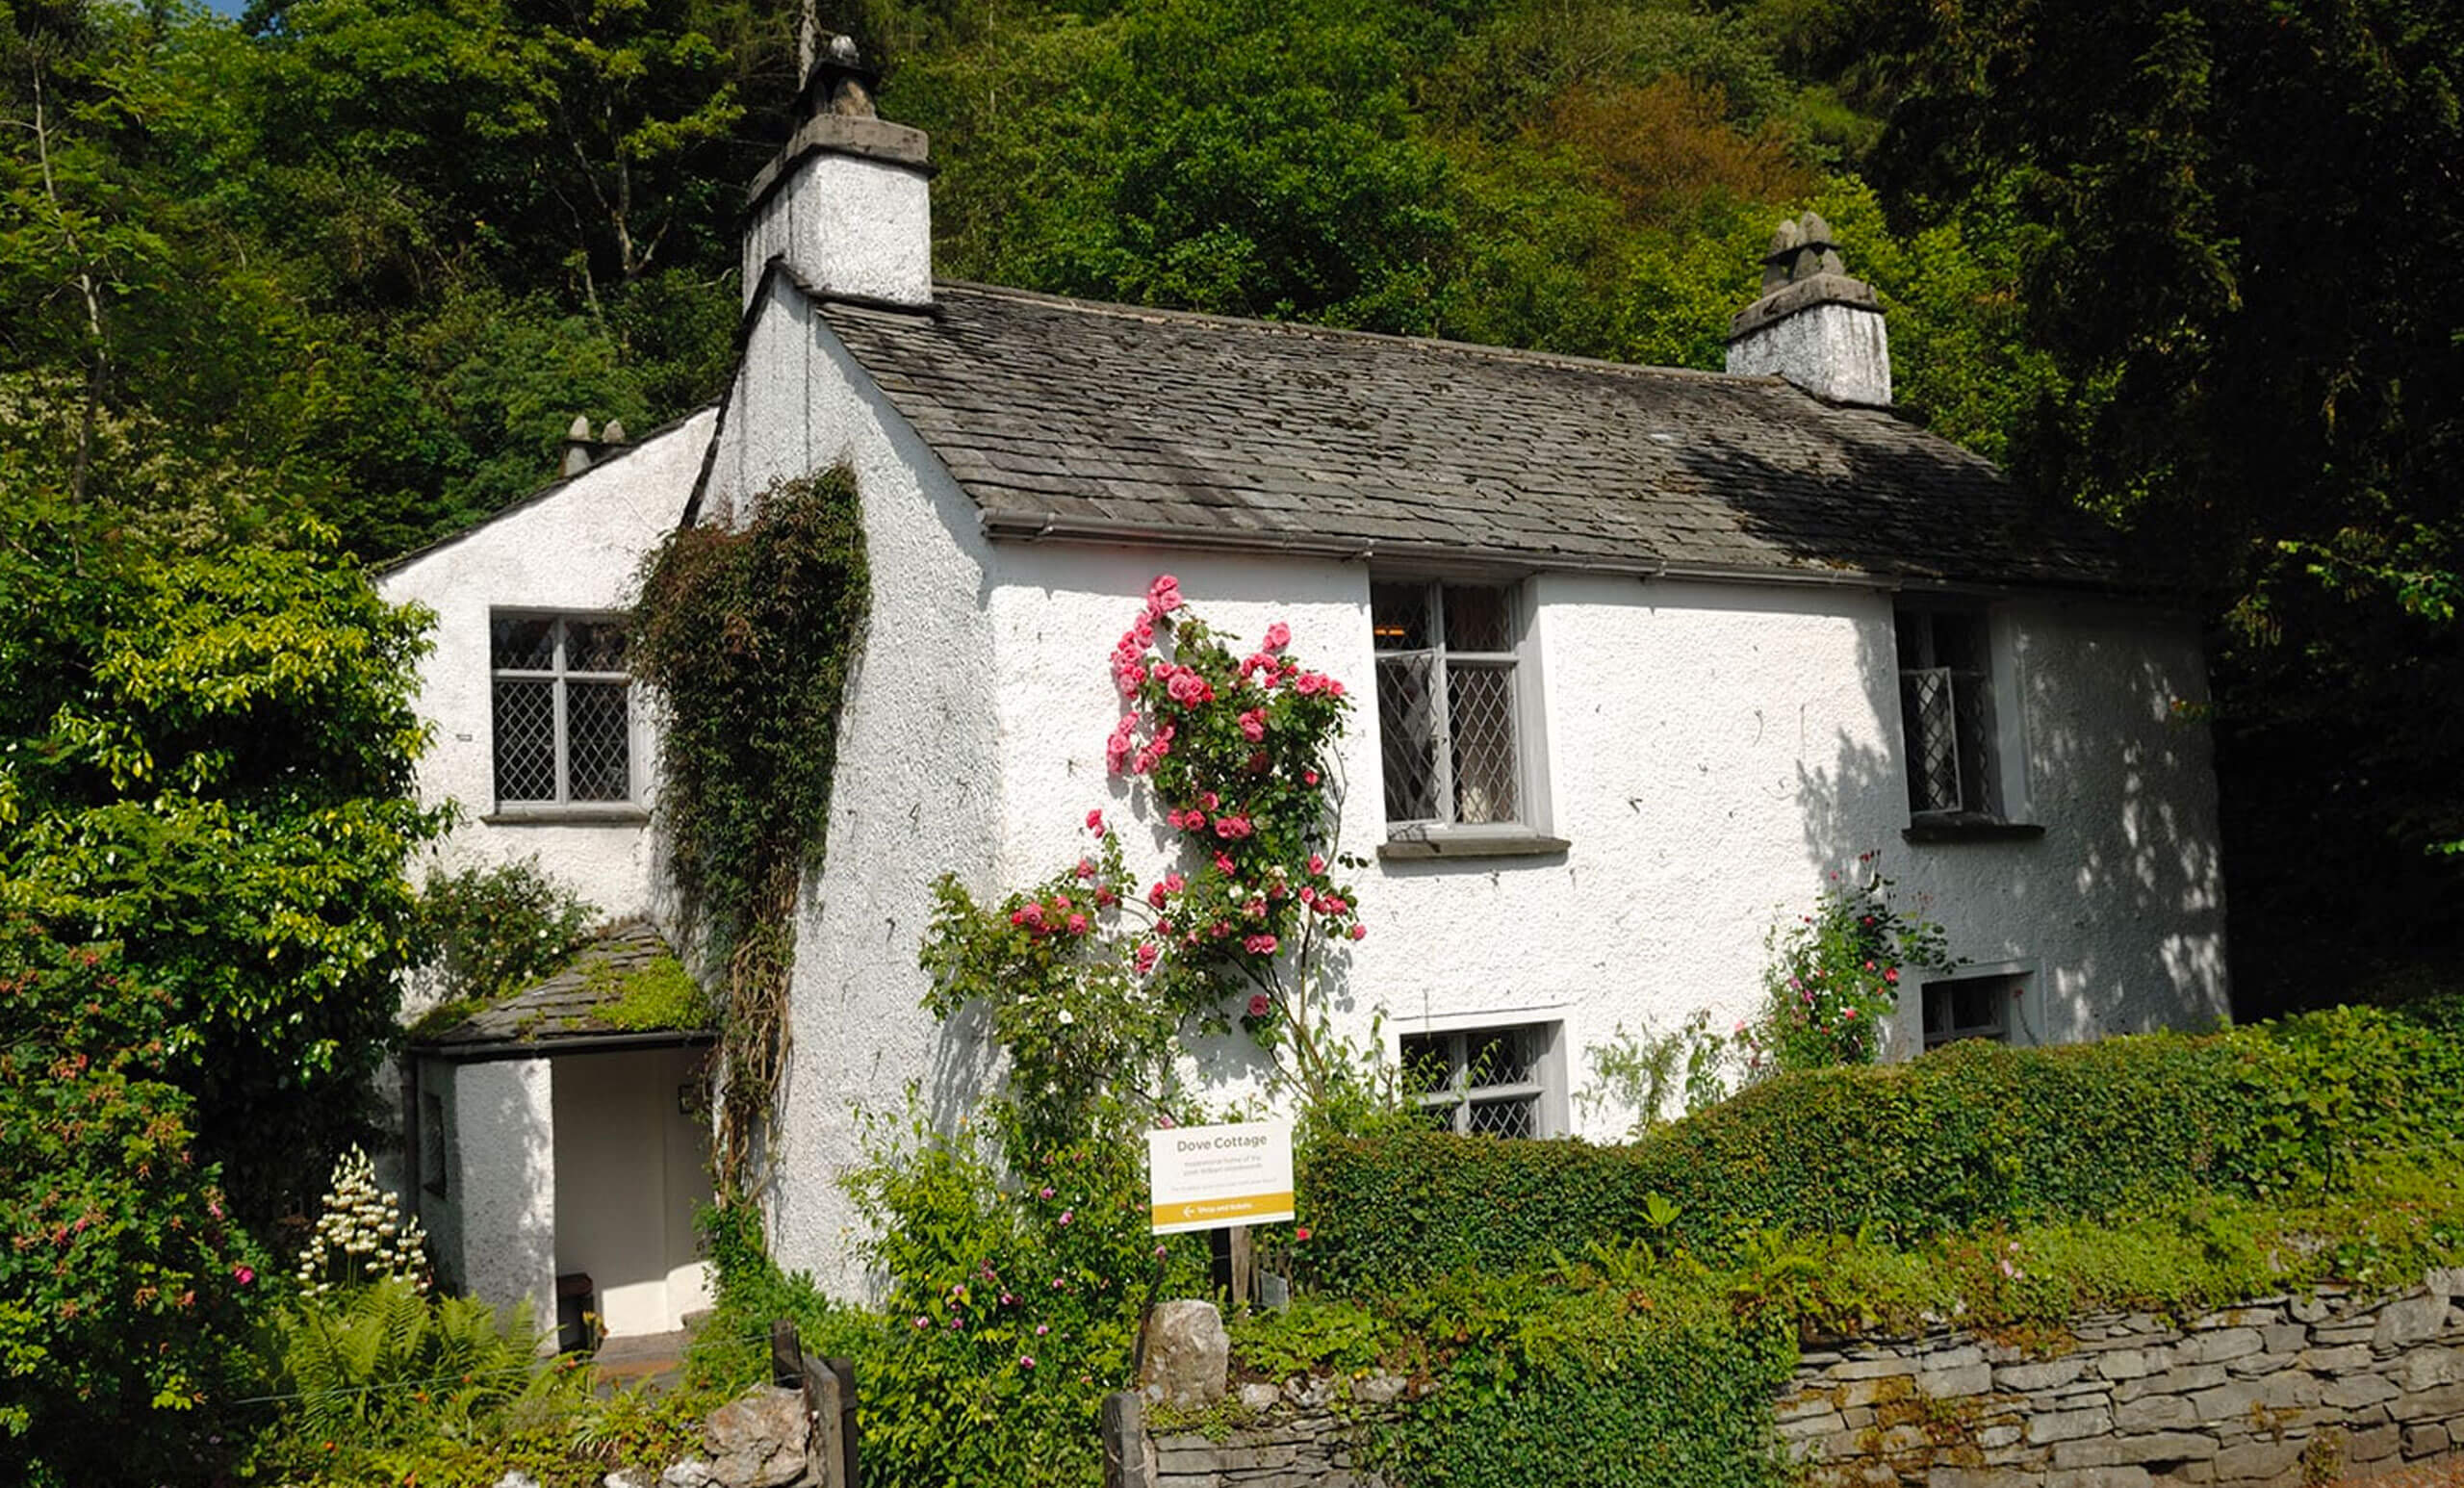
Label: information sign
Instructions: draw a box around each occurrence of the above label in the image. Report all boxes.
[1144,1119,1295,1234]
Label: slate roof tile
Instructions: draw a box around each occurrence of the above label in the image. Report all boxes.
[808,282,2141,588]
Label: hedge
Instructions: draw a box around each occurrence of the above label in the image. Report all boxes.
[1297,1008,2464,1294]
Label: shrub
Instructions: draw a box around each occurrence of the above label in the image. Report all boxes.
[0,926,274,1488]
[1298,1010,2464,1292]
[1740,858,1955,1076]
[413,858,599,1014]
[693,1107,1212,1488]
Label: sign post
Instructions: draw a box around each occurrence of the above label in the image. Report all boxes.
[1145,1120,1295,1307]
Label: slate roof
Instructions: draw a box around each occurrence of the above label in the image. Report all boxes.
[409,920,713,1058]
[809,280,2140,590]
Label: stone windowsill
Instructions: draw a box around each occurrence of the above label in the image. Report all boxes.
[1901,814,2045,845]
[481,804,651,827]
[1377,824,1571,862]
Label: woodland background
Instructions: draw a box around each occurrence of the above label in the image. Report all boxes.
[5,0,2459,1026]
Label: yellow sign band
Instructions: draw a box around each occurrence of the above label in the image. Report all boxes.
[1149,1191,1296,1229]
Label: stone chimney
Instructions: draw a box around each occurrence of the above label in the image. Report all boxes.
[741,33,932,310]
[1725,213,1890,407]
[559,415,629,477]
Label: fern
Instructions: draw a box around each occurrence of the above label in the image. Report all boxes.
[274,1278,568,1449]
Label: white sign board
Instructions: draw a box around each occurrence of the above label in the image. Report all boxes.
[1145,1119,1295,1234]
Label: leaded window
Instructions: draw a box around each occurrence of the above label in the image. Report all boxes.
[1895,606,2000,819]
[491,613,632,807]
[1373,581,1522,829]
[1401,1024,1555,1138]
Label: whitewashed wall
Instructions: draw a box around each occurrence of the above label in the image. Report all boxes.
[702,285,1004,1298]
[445,1057,556,1344]
[377,412,713,930]
[979,551,2227,1141]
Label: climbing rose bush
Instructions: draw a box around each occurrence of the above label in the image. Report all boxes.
[922,577,1367,1144]
[1740,854,1957,1074]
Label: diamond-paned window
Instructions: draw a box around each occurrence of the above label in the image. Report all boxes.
[491,612,632,807]
[1373,581,1523,830]
[1895,606,2000,819]
[1401,1023,1555,1138]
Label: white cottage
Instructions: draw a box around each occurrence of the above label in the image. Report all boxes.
[387,45,2227,1317]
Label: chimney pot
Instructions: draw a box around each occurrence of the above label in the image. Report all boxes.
[602,418,628,445]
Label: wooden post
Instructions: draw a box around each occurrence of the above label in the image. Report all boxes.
[803,1349,845,1488]
[826,1356,860,1488]
[770,1319,803,1388]
[1211,1224,1253,1308]
[1101,1390,1152,1488]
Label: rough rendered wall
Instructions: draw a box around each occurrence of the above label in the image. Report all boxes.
[378,411,713,930]
[449,1057,556,1340]
[741,154,932,309]
[981,553,2225,1135]
[704,281,1001,1298]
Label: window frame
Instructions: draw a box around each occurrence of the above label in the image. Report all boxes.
[1893,599,2038,839]
[1371,577,1563,858]
[487,609,640,818]
[1399,1019,1567,1138]
[1916,967,2031,1051]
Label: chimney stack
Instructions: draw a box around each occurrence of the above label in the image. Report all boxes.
[741,34,932,310]
[1725,213,1891,407]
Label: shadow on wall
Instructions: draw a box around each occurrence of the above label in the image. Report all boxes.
[1790,575,2226,1049]
[447,1059,556,1334]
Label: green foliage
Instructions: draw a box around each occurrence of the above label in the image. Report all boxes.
[1228,1297,1394,1381]
[0,923,275,1487]
[1740,856,1956,1075]
[414,857,599,1011]
[1298,1010,2464,1292]
[693,1111,1212,1488]
[1575,1012,1729,1138]
[268,1279,558,1451]
[630,468,867,1193]
[1867,0,2464,1003]
[1369,1266,1797,1488]
[0,509,442,1220]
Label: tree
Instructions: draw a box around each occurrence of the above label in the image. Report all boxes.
[0,497,444,1222]
[1869,0,2464,1007]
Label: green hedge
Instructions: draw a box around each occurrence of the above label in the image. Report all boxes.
[1298,1009,2464,1294]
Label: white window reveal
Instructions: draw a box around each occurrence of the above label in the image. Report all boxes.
[1895,605,2001,820]
[1373,580,1525,830]
[491,613,633,808]
[1921,971,2022,1050]
[1401,1022,1562,1138]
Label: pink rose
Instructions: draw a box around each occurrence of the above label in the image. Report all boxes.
[1134,941,1160,974]
[1075,859,1096,880]
[1307,854,1326,874]
[1147,882,1170,909]
[1303,770,1321,785]
[1246,991,1272,1015]
[1348,923,1367,941]
[1214,853,1237,875]
[1264,621,1291,652]
[1145,575,1183,617]
[232,1265,254,1286]
[1238,708,1267,742]
[1244,935,1278,957]
[1067,913,1088,935]
[1086,808,1105,833]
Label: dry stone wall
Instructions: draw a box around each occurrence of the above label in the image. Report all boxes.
[1104,1373,1409,1488]
[1777,1268,2464,1487]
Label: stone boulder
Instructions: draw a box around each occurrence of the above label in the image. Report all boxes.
[1140,1299,1229,1409]
[703,1385,810,1488]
